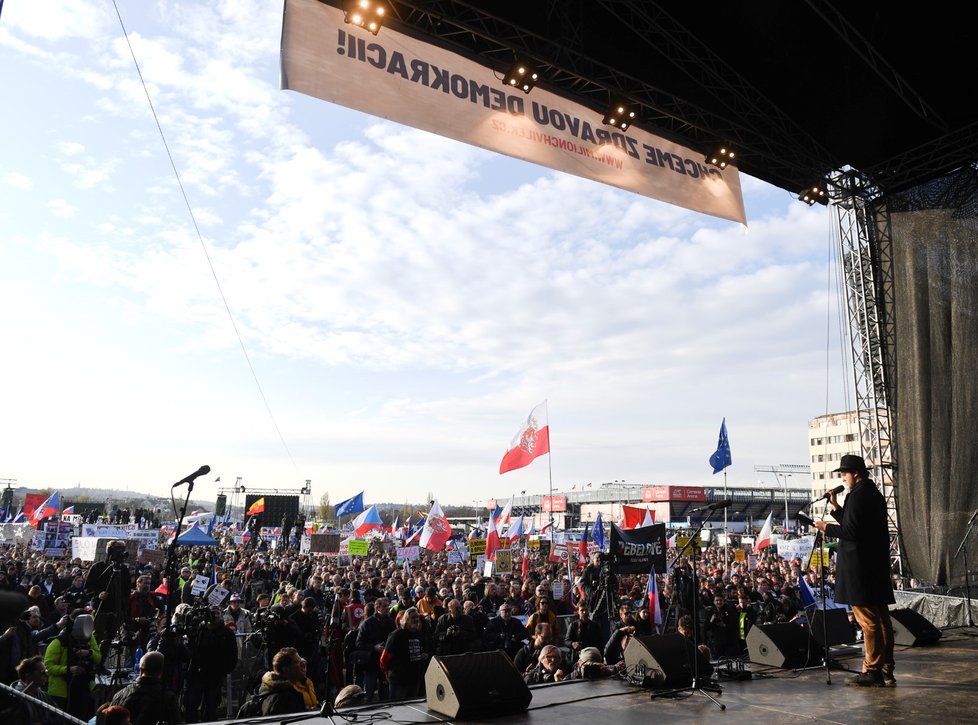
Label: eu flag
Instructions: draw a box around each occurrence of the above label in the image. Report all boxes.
[709,418,732,474]
[591,512,605,551]
[335,491,365,518]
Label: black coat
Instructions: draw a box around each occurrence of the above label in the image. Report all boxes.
[823,478,895,606]
[111,675,183,725]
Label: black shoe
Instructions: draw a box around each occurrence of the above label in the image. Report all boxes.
[882,675,897,687]
[847,671,884,687]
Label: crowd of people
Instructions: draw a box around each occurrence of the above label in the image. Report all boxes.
[0,489,878,723]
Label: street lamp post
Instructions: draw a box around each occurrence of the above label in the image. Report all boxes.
[778,473,792,533]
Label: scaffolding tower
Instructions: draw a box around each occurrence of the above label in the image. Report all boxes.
[831,169,903,580]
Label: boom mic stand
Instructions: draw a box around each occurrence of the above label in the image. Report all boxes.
[953,508,978,630]
[650,506,724,711]
[798,509,833,684]
[162,465,210,614]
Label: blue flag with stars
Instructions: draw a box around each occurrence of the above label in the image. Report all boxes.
[709,418,732,474]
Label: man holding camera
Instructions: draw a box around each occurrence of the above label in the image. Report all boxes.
[183,605,238,722]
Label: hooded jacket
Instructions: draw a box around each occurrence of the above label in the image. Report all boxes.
[256,671,305,715]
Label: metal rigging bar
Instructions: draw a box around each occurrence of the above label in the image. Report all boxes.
[831,170,903,580]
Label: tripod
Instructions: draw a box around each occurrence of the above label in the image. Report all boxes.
[798,510,836,683]
[650,511,724,710]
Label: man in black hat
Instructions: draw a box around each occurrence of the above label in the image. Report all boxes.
[813,454,896,687]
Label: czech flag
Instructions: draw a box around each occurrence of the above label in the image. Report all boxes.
[246,497,265,516]
[61,505,76,516]
[29,491,61,526]
[352,505,383,536]
[506,514,524,542]
[754,512,774,554]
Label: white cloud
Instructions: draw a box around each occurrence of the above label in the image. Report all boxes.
[58,141,86,157]
[1,0,110,42]
[47,199,79,218]
[1,171,33,190]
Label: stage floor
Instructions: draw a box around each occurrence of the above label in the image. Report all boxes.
[226,627,978,724]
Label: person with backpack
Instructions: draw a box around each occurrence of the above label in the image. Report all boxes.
[110,650,183,725]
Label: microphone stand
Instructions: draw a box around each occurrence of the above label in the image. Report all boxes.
[650,506,725,711]
[161,467,208,615]
[806,515,833,684]
[953,509,978,629]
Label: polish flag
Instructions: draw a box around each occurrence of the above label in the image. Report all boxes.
[754,512,774,554]
[420,500,452,551]
[640,508,655,528]
[485,516,500,561]
[621,505,654,530]
[499,402,550,474]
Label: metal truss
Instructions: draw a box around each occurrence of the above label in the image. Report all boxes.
[831,170,903,579]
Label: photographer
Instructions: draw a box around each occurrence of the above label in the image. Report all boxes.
[564,602,603,663]
[571,647,616,680]
[483,603,526,660]
[129,576,159,652]
[85,541,132,653]
[43,611,101,720]
[183,605,237,723]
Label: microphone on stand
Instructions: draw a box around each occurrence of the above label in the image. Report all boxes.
[688,499,733,513]
[172,465,211,487]
[806,485,844,506]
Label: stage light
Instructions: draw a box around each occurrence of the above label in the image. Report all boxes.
[503,59,539,94]
[799,182,829,206]
[603,101,637,131]
[343,0,387,36]
[705,144,736,169]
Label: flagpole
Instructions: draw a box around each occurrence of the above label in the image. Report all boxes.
[723,468,730,581]
[546,426,554,547]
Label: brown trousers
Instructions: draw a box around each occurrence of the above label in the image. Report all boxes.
[851,604,895,675]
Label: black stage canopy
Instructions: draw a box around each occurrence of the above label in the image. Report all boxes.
[338,0,977,198]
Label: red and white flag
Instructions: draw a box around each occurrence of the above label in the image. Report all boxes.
[494,495,514,528]
[646,566,663,628]
[420,500,452,551]
[499,401,550,474]
[754,512,774,554]
[485,515,500,561]
[640,508,655,528]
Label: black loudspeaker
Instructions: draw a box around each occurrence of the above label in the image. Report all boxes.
[809,608,857,648]
[890,608,942,646]
[622,633,713,687]
[215,494,227,517]
[424,651,531,718]
[747,623,824,668]
[0,487,12,511]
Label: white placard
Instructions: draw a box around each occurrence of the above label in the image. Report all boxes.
[191,575,210,596]
[208,585,229,607]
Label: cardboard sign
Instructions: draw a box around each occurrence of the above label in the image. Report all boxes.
[735,549,746,563]
[310,533,341,553]
[348,539,369,556]
[396,545,420,562]
[495,549,512,573]
[191,575,210,596]
[468,538,486,555]
[208,585,229,607]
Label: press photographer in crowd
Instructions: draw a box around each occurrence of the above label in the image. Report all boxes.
[43,611,101,720]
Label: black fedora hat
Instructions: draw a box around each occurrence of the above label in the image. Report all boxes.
[833,454,869,473]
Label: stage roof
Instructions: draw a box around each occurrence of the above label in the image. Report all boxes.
[330,0,978,199]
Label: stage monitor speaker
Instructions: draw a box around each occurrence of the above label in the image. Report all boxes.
[622,633,713,687]
[747,623,824,668]
[425,651,531,718]
[215,494,227,517]
[809,608,857,648]
[890,608,942,646]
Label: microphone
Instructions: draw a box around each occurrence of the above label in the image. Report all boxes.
[689,499,733,513]
[172,465,211,487]
[809,485,844,505]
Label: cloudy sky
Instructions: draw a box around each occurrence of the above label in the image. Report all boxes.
[0,1,852,507]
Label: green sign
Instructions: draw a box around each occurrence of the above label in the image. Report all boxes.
[348,539,369,556]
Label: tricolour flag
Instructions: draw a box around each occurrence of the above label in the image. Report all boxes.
[494,495,514,528]
[246,497,265,516]
[29,491,61,526]
[506,514,524,542]
[419,500,452,551]
[647,565,663,627]
[352,505,383,536]
[61,505,76,516]
[754,512,773,554]
[499,401,550,474]
[591,512,604,551]
[335,491,365,518]
[709,418,732,474]
[799,576,817,610]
